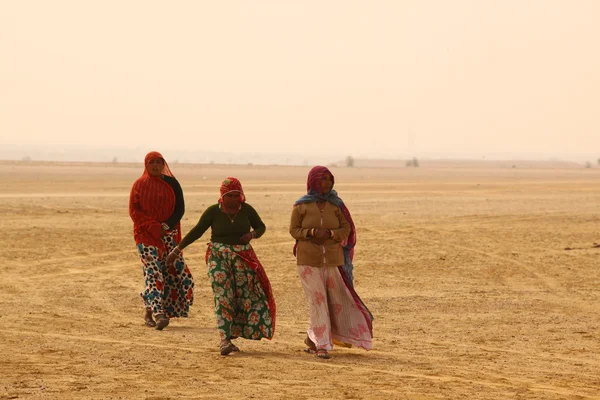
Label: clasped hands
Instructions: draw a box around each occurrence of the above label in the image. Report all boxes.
[310,228,333,245]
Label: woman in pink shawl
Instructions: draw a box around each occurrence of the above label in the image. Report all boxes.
[290,166,373,359]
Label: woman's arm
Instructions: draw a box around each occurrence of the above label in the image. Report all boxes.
[177,206,215,250]
[163,176,185,229]
[331,208,351,242]
[289,204,312,240]
[246,204,266,239]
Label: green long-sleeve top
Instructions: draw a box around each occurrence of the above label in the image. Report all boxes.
[178,203,266,249]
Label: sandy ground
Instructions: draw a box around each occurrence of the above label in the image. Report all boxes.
[1,161,599,400]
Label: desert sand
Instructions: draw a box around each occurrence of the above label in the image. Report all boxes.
[1,161,599,400]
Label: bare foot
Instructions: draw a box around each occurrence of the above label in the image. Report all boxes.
[155,314,169,330]
[220,340,235,356]
[144,309,156,328]
[303,335,317,354]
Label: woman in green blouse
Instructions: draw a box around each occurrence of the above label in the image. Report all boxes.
[166,177,276,356]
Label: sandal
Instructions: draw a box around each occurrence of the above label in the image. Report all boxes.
[303,335,317,354]
[144,310,156,328]
[220,340,235,356]
[316,349,330,359]
[155,314,169,331]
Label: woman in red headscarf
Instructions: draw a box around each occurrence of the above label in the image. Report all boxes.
[129,151,194,330]
[290,166,373,359]
[166,177,276,356]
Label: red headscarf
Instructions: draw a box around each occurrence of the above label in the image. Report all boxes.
[142,150,175,178]
[218,177,246,203]
[306,165,334,194]
[129,151,180,256]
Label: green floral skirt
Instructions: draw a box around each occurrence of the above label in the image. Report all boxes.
[205,242,276,341]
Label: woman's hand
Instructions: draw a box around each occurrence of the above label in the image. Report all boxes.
[312,228,331,244]
[240,232,254,244]
[166,247,181,266]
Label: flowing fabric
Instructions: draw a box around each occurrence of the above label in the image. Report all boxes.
[297,264,372,350]
[205,242,276,341]
[129,151,181,256]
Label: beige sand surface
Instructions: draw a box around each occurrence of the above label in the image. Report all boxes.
[1,161,599,400]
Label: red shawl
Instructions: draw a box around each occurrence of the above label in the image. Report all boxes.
[129,151,180,256]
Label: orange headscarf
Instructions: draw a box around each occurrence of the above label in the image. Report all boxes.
[129,151,180,256]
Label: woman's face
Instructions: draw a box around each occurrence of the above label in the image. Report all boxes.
[222,191,241,209]
[147,158,164,177]
[320,173,333,194]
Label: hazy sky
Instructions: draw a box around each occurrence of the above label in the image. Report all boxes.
[1,1,599,160]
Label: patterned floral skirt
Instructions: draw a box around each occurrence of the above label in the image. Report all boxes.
[137,230,194,318]
[205,242,276,341]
